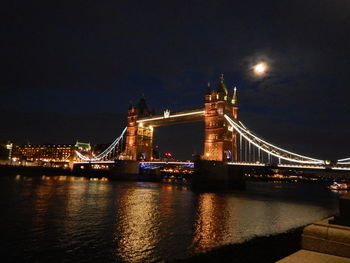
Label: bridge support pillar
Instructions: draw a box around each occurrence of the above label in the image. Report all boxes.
[192,160,245,190]
[110,160,140,180]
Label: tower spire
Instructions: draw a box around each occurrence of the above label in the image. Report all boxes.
[231,86,238,106]
[128,100,133,110]
[206,81,211,94]
[220,73,224,83]
[217,73,228,95]
[136,95,150,117]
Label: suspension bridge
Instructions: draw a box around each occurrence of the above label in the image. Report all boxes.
[73,75,350,185]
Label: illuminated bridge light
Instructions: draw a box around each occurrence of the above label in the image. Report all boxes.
[75,127,127,162]
[139,161,194,169]
[228,162,266,166]
[224,114,325,165]
[137,110,205,123]
[337,157,350,162]
[277,164,326,169]
[73,103,335,166]
[74,161,115,164]
[336,157,350,165]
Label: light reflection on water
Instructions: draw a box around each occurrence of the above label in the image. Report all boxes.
[0,175,339,262]
[115,186,162,262]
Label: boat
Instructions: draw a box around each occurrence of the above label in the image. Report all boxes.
[328,182,350,190]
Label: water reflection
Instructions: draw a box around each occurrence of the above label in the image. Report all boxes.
[0,177,339,263]
[193,193,228,252]
[191,183,339,255]
[115,185,161,262]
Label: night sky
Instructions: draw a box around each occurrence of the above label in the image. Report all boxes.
[1,0,350,160]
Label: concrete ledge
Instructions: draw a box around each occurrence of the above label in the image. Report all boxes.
[302,217,350,258]
[331,193,350,226]
[276,249,350,263]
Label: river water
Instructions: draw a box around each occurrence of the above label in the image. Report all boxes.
[0,175,340,262]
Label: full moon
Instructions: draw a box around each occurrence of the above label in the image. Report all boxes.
[253,62,268,76]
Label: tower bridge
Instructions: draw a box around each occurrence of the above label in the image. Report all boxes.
[124,74,238,162]
[74,74,350,187]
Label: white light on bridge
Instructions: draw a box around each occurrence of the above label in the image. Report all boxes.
[137,110,205,123]
[224,114,325,165]
[337,157,350,162]
[228,162,266,166]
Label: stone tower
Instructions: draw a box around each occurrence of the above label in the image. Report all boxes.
[203,74,238,161]
[125,97,154,161]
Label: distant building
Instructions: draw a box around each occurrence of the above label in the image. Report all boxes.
[11,142,91,166]
[0,142,13,164]
[75,141,91,151]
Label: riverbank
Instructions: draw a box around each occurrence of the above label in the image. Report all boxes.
[175,227,303,263]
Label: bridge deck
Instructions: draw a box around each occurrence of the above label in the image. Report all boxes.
[73,160,350,171]
[137,109,204,127]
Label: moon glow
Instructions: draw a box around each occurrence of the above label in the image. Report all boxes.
[253,62,268,76]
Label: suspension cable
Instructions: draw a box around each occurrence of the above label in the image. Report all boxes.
[76,127,127,161]
[225,115,324,164]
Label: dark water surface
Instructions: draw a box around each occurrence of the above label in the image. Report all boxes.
[0,175,340,262]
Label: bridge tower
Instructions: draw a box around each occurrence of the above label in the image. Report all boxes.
[203,74,238,161]
[125,97,154,161]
